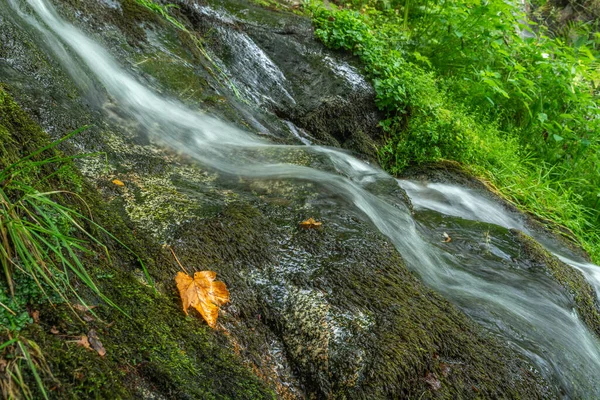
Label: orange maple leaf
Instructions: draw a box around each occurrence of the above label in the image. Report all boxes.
[299,217,322,229]
[175,271,230,328]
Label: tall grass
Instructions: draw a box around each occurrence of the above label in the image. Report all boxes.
[0,126,153,398]
[0,336,52,400]
[1,127,120,315]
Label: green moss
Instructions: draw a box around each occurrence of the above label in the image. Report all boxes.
[0,86,49,167]
[33,270,273,400]
[136,54,209,104]
[283,215,552,399]
[512,230,600,337]
[162,197,555,399]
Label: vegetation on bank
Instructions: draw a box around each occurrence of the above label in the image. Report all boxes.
[307,0,600,261]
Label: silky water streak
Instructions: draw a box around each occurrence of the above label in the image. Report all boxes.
[8,0,600,396]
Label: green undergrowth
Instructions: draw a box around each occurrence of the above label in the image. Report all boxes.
[307,0,600,261]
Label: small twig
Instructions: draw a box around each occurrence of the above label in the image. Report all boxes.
[0,300,16,316]
[169,246,189,274]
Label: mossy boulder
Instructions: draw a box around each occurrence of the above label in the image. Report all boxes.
[0,87,274,399]
[511,229,600,337]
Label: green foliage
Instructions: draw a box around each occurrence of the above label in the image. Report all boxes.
[309,0,600,260]
[135,0,186,30]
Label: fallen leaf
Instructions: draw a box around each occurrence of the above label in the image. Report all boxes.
[300,218,322,229]
[440,362,451,377]
[30,310,40,323]
[75,335,91,350]
[73,304,96,312]
[175,271,230,328]
[425,372,441,391]
[442,232,452,243]
[87,329,106,357]
[112,179,125,187]
[83,314,95,322]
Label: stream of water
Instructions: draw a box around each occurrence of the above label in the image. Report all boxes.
[7,0,600,396]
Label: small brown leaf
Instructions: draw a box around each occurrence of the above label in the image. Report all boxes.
[175,271,230,328]
[75,335,91,350]
[112,179,125,187]
[73,304,96,312]
[442,232,452,243]
[300,218,322,229]
[440,362,451,377]
[30,310,40,323]
[425,372,441,391]
[87,329,106,357]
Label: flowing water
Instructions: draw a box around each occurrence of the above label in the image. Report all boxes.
[6,0,600,396]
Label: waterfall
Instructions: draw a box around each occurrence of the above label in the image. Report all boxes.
[7,0,600,396]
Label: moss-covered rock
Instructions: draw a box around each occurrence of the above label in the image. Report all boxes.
[0,0,565,398]
[0,87,274,399]
[511,230,600,337]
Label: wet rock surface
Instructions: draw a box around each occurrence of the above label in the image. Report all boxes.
[0,0,579,398]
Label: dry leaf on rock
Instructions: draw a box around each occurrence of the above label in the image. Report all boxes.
[30,310,40,323]
[425,372,441,391]
[73,304,96,312]
[75,335,91,350]
[87,329,106,357]
[175,271,230,328]
[299,218,322,229]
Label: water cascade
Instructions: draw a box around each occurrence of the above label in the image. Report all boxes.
[7,0,600,396]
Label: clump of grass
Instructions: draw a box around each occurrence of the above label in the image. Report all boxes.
[0,335,53,400]
[135,0,186,30]
[0,127,122,315]
[0,126,153,398]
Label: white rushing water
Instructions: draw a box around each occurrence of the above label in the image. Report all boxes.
[8,0,600,396]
